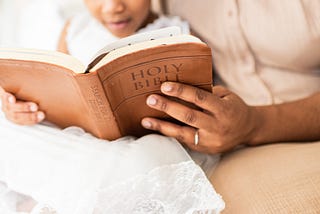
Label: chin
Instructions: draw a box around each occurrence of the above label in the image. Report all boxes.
[106,25,137,38]
[112,31,134,38]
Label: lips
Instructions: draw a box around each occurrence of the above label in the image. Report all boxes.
[106,18,131,30]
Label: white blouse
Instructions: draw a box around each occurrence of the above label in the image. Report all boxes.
[66,11,190,65]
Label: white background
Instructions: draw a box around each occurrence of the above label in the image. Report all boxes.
[0,0,85,50]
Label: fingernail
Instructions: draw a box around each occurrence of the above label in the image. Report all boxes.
[29,104,37,112]
[8,96,15,104]
[141,120,152,128]
[37,112,45,121]
[162,83,173,92]
[146,96,157,106]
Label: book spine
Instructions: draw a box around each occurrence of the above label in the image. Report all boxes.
[75,73,121,140]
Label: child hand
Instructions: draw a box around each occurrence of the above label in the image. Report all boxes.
[0,89,45,125]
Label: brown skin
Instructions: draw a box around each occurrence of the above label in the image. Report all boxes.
[84,0,154,38]
[56,19,70,54]
[2,0,157,125]
[1,0,319,153]
[58,0,157,53]
[0,88,45,125]
[57,0,157,54]
[1,81,319,153]
[141,82,320,154]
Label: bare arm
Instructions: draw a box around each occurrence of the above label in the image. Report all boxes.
[141,82,320,154]
[56,20,71,54]
[251,92,320,145]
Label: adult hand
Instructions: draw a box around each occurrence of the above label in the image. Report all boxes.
[141,82,260,154]
[0,87,45,125]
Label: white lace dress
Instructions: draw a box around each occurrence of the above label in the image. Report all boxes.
[0,12,224,214]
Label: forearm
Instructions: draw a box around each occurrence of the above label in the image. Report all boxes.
[249,92,320,145]
[56,20,70,54]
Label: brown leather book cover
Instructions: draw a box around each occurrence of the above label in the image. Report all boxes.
[0,35,212,140]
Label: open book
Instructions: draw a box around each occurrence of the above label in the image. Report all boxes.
[0,27,213,140]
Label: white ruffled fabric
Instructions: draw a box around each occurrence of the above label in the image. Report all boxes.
[0,7,224,214]
[67,11,190,65]
[0,106,224,213]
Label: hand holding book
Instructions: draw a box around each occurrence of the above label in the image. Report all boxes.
[0,27,181,126]
[141,82,257,154]
[0,27,213,140]
[0,86,45,125]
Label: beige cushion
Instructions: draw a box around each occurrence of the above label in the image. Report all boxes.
[210,142,320,213]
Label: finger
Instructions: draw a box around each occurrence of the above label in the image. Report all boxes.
[142,118,224,154]
[6,111,45,125]
[1,92,16,105]
[5,100,38,113]
[1,93,16,112]
[141,117,204,151]
[212,85,232,98]
[0,87,4,95]
[146,94,213,129]
[1,92,39,113]
[160,82,224,112]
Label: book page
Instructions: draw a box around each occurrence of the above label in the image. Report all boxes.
[90,34,203,72]
[85,26,183,72]
[0,48,84,73]
[89,26,182,62]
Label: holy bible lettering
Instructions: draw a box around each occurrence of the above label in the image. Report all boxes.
[0,30,213,140]
[131,63,183,90]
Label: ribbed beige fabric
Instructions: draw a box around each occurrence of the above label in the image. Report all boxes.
[210,142,320,214]
[163,0,320,213]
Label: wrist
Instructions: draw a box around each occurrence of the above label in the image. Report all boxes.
[246,105,277,146]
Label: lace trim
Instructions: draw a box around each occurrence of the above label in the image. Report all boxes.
[0,161,224,214]
[93,161,225,214]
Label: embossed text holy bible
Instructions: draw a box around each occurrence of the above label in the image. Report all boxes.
[0,28,213,140]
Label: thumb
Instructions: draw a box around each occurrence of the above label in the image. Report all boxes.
[0,86,5,97]
[0,90,16,104]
